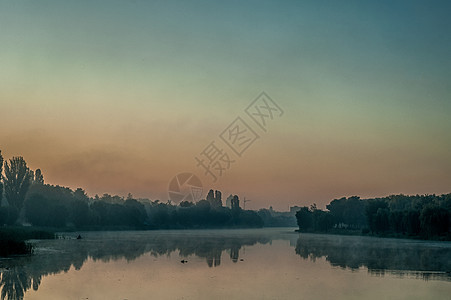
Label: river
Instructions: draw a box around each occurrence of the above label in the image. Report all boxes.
[0,228,450,299]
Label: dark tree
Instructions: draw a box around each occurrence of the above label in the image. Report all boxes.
[124,199,147,227]
[231,195,240,210]
[70,199,91,227]
[327,196,366,229]
[296,207,312,231]
[3,157,33,214]
[403,210,421,236]
[365,199,388,234]
[34,169,44,185]
[73,188,89,202]
[0,206,19,226]
[420,205,450,238]
[312,209,334,231]
[179,201,194,207]
[207,189,223,208]
[326,197,346,225]
[215,190,222,207]
[25,194,49,226]
[206,190,215,203]
[24,194,67,227]
[389,211,405,233]
[374,208,390,233]
[342,197,366,228]
[0,150,3,205]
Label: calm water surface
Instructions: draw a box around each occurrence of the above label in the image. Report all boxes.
[1,228,450,300]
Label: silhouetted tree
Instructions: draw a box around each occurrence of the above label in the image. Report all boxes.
[34,169,44,185]
[238,210,263,227]
[206,190,214,203]
[3,157,33,216]
[295,205,333,232]
[148,202,170,228]
[312,209,334,231]
[25,194,49,226]
[298,193,450,239]
[124,199,147,227]
[0,206,18,226]
[73,188,89,202]
[374,207,390,233]
[365,199,388,234]
[0,150,3,206]
[326,197,346,225]
[207,189,222,208]
[420,205,449,238]
[327,196,366,229]
[343,197,366,228]
[403,210,421,236]
[215,190,222,207]
[24,193,68,227]
[70,199,90,227]
[389,211,405,233]
[296,207,312,230]
[97,193,124,204]
[179,201,194,207]
[28,169,34,185]
[231,195,240,210]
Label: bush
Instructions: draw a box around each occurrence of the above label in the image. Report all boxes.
[0,239,32,257]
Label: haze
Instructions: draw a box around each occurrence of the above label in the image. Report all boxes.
[1,0,450,210]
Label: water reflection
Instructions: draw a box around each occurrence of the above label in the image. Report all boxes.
[295,233,451,281]
[0,230,450,300]
[0,230,273,300]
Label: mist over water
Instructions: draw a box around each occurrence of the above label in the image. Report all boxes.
[1,228,449,300]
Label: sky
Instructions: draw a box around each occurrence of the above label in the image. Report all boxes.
[1,0,450,210]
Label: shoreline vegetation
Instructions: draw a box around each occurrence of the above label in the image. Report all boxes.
[0,150,450,256]
[295,194,451,241]
[0,151,295,239]
[0,227,55,257]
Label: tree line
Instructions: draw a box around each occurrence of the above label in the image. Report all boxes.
[295,194,451,240]
[0,151,265,229]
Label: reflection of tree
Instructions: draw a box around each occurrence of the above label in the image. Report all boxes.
[0,258,61,300]
[0,231,274,299]
[0,267,33,300]
[0,240,89,300]
[295,234,451,281]
[229,245,240,263]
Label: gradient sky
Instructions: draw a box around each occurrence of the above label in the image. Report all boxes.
[1,0,450,210]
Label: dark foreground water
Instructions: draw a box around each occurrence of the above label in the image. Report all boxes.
[0,228,450,299]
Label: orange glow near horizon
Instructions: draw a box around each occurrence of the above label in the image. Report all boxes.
[1,1,450,210]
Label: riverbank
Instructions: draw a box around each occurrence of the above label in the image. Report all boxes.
[0,227,55,257]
